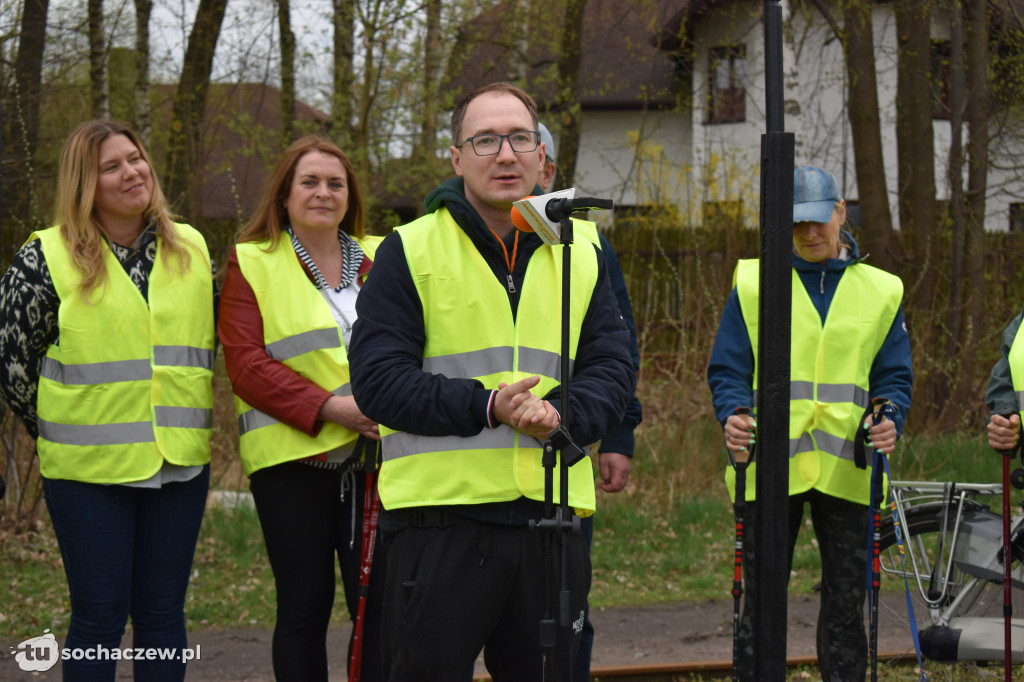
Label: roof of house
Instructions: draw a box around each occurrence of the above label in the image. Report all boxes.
[444,0,696,110]
[148,82,330,222]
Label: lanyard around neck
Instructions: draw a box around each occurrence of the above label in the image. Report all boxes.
[488,228,519,293]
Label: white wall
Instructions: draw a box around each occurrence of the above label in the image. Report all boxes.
[573,109,694,221]
[677,0,1024,232]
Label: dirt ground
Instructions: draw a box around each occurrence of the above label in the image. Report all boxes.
[3,592,917,680]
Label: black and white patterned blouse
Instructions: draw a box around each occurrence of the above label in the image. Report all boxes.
[0,225,218,439]
[287,226,364,292]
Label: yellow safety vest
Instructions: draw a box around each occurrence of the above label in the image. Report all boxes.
[1007,325,1024,406]
[34,224,214,483]
[729,259,902,505]
[379,208,600,512]
[232,235,380,476]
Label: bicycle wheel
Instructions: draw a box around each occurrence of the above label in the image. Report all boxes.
[876,498,1024,673]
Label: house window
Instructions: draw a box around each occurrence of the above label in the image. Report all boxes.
[1010,203,1024,233]
[931,40,951,119]
[707,45,746,124]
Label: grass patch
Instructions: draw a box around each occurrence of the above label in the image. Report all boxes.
[185,503,277,629]
[1,528,70,635]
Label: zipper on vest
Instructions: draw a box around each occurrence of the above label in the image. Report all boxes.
[819,269,825,294]
[487,228,519,294]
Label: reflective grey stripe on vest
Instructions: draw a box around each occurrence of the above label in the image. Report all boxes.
[40,348,214,385]
[239,409,277,435]
[754,382,869,409]
[238,383,351,436]
[423,347,511,378]
[381,426,543,462]
[155,406,213,429]
[154,345,215,370]
[1017,391,1024,410]
[518,346,572,382]
[421,346,568,382]
[265,328,340,361]
[790,429,856,462]
[40,357,151,385]
[791,381,869,408]
[38,418,154,445]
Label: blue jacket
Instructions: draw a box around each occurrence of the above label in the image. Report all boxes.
[349,178,635,461]
[707,233,913,435]
[598,233,642,456]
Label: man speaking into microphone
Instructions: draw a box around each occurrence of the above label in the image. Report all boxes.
[348,81,634,681]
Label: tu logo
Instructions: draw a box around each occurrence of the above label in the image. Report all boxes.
[11,629,59,672]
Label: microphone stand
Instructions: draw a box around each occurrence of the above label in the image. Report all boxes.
[532,213,586,682]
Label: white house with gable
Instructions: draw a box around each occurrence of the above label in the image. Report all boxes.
[449,0,1024,232]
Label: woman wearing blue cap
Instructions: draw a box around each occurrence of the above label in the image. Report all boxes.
[707,165,913,681]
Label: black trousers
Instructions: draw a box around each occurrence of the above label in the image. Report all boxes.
[735,489,870,682]
[250,460,386,682]
[380,511,590,682]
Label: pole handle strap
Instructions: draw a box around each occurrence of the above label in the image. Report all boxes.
[855,398,898,469]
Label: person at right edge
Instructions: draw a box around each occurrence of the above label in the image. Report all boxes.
[348,82,635,681]
[707,165,913,681]
[985,310,1024,451]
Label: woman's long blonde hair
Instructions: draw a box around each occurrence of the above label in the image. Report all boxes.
[56,119,195,294]
[237,135,365,247]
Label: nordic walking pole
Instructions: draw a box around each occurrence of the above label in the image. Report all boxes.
[993,407,1021,682]
[348,440,381,682]
[728,406,756,682]
[864,398,891,682]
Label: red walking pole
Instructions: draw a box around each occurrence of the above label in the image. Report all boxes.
[729,407,756,682]
[993,408,1021,682]
[348,443,381,682]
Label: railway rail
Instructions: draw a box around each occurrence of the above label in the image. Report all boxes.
[473,651,917,681]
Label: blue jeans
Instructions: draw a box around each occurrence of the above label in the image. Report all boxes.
[42,466,209,682]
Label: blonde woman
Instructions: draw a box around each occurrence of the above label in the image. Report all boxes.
[0,120,216,680]
[218,135,384,681]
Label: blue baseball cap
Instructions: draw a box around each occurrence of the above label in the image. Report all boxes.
[538,122,556,163]
[793,165,841,224]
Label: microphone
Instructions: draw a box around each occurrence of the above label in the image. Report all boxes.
[544,197,614,223]
[511,189,613,246]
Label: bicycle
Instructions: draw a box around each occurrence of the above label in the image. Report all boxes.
[876,480,1024,675]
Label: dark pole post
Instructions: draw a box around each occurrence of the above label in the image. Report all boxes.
[754,1,793,681]
[1,105,4,267]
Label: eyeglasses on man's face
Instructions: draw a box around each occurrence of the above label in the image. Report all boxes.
[456,131,540,156]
